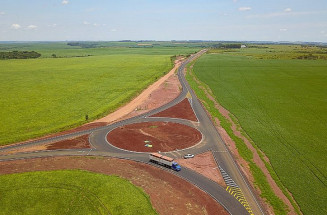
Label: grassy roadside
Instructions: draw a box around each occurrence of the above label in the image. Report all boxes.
[185,60,298,215]
[0,170,157,215]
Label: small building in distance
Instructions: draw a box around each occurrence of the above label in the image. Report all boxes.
[241,44,247,48]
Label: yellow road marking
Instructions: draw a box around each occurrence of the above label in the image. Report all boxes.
[226,186,254,215]
[186,91,192,99]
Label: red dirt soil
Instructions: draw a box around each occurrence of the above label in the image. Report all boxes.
[0,135,91,155]
[0,157,228,215]
[107,121,202,152]
[151,98,198,122]
[176,151,226,187]
[46,134,90,150]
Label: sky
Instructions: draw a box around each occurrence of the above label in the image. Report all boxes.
[0,0,327,42]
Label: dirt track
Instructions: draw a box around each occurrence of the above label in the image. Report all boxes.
[0,157,228,215]
[107,121,202,152]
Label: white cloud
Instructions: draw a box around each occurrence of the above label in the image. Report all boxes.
[0,11,5,15]
[27,25,38,30]
[62,0,69,5]
[111,29,117,32]
[280,28,288,31]
[239,7,252,12]
[247,10,324,19]
[93,23,100,26]
[284,8,292,12]
[83,21,90,25]
[48,23,57,27]
[11,24,21,30]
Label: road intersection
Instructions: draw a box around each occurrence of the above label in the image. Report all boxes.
[0,50,264,215]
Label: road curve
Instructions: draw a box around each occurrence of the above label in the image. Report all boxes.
[0,50,264,215]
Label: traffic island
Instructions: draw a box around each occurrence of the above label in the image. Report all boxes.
[107,121,202,152]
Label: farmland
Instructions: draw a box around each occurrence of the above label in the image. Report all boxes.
[0,42,200,145]
[0,170,157,215]
[191,46,327,214]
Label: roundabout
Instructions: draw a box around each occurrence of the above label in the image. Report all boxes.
[107,121,202,152]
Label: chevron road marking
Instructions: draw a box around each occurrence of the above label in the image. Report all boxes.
[219,166,254,215]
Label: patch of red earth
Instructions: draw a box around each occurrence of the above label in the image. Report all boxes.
[190,70,298,215]
[176,151,226,187]
[0,157,228,215]
[46,134,90,150]
[0,135,91,155]
[107,121,202,152]
[151,98,198,122]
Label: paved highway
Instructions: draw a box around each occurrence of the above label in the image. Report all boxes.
[0,50,264,215]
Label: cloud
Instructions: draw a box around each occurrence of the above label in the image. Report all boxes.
[0,11,5,15]
[27,25,38,30]
[239,7,252,12]
[111,29,117,32]
[83,21,90,25]
[93,23,100,26]
[280,28,288,31]
[284,8,292,12]
[62,0,69,5]
[11,24,21,29]
[247,10,324,19]
[48,23,57,27]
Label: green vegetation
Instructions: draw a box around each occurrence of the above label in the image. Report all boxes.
[209,44,327,60]
[0,54,171,144]
[186,62,289,214]
[0,42,201,145]
[0,51,41,59]
[0,170,157,215]
[190,46,327,214]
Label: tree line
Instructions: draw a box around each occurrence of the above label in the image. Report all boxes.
[0,51,41,59]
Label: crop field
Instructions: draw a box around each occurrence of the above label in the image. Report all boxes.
[0,42,200,145]
[191,46,327,214]
[0,170,157,215]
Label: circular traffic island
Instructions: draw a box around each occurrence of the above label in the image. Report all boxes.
[107,121,202,152]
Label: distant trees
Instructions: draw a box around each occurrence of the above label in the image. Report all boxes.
[67,42,97,48]
[0,51,41,59]
[221,44,242,49]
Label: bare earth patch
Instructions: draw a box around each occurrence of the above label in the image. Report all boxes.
[0,135,91,155]
[107,121,202,152]
[151,98,198,122]
[176,151,226,187]
[0,156,228,215]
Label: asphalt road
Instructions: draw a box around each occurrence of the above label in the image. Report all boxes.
[0,50,264,215]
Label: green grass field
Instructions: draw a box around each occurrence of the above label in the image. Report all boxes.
[0,42,201,145]
[191,49,327,214]
[0,54,171,145]
[0,170,157,215]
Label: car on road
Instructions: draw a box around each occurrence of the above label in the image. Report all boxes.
[184,153,194,159]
